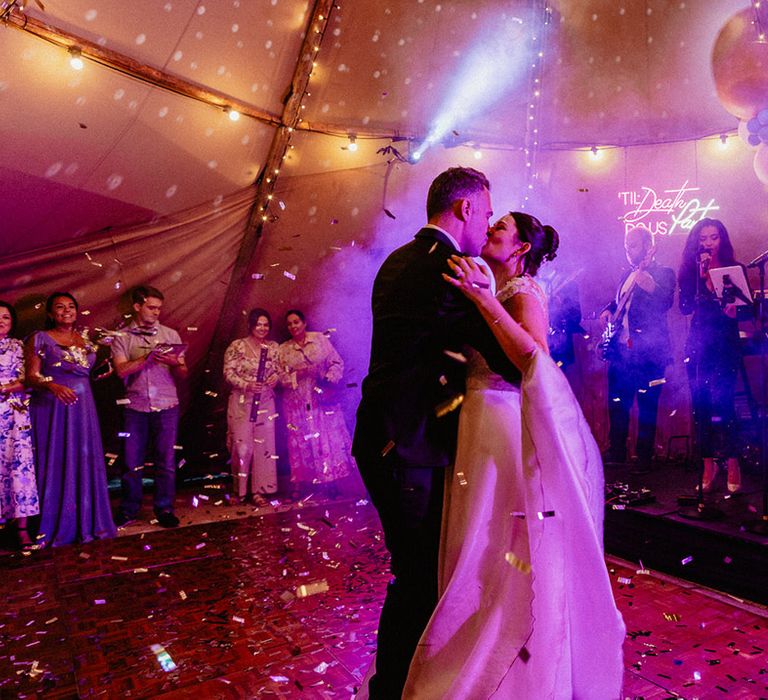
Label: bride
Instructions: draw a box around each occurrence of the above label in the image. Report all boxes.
[402,212,625,699]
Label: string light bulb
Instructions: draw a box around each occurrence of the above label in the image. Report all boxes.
[718,134,728,149]
[347,135,358,152]
[68,47,84,71]
[590,146,602,159]
[226,107,241,122]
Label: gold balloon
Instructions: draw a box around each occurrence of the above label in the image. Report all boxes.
[712,8,768,120]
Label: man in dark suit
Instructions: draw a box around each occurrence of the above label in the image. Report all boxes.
[353,167,519,698]
[601,225,675,471]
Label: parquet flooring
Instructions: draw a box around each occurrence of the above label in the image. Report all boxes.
[1,499,765,699]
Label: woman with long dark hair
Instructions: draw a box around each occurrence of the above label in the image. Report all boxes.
[278,309,355,499]
[678,218,743,492]
[24,292,116,546]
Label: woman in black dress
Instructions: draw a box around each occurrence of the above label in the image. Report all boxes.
[678,218,743,493]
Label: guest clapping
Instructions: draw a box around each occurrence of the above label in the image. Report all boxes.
[223,308,280,504]
[24,292,116,546]
[279,310,355,499]
[0,301,39,549]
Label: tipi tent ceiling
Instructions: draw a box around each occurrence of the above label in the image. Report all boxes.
[1,0,745,253]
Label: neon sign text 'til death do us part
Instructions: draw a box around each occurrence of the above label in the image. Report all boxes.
[618,181,719,236]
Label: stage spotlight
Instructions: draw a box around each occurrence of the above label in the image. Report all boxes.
[411,12,531,159]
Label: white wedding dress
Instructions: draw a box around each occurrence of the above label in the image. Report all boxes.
[402,275,626,699]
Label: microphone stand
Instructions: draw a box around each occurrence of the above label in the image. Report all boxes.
[743,256,768,535]
[679,254,724,521]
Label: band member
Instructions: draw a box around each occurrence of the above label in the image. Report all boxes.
[678,218,744,492]
[600,225,675,470]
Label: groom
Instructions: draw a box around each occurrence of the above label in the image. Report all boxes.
[353,167,520,698]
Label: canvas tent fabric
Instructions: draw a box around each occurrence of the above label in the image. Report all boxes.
[1,0,766,473]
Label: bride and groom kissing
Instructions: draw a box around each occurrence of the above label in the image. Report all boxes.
[353,167,625,699]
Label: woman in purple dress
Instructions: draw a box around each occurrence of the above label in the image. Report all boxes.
[25,292,116,546]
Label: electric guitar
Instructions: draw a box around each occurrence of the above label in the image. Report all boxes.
[598,276,638,361]
[599,245,656,361]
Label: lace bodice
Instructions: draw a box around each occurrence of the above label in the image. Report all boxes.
[466,275,548,391]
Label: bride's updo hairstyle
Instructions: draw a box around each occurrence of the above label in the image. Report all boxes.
[509,212,559,278]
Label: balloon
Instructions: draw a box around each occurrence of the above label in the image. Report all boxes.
[749,133,762,146]
[738,119,757,146]
[712,8,768,120]
[747,117,761,133]
[759,108,768,125]
[755,144,768,186]
[760,126,768,143]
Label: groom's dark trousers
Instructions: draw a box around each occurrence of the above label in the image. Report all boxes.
[353,228,519,699]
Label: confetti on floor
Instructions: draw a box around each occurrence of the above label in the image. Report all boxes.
[0,499,765,698]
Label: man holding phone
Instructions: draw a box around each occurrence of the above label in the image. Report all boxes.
[111,285,188,528]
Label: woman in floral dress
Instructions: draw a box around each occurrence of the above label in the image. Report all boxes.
[278,309,355,498]
[223,308,280,504]
[0,301,38,549]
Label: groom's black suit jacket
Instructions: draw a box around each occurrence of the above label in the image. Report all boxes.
[353,227,521,469]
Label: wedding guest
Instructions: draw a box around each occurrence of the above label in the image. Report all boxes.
[0,301,39,549]
[223,308,280,504]
[25,292,116,546]
[278,309,355,498]
[111,286,187,528]
[679,218,744,492]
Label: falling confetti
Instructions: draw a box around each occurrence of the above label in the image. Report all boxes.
[505,552,532,574]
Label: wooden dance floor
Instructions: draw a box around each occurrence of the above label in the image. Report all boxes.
[1,497,766,699]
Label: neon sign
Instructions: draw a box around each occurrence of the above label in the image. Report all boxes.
[617,181,719,236]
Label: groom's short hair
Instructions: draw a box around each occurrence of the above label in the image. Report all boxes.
[426,167,490,219]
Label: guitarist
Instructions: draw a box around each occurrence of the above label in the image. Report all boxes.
[600,225,675,470]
